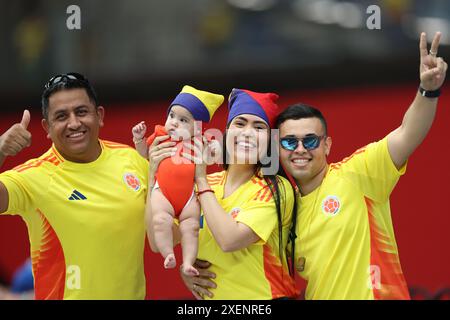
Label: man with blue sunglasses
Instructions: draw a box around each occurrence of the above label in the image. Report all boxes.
[277,32,447,300]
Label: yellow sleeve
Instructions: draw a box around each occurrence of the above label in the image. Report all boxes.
[0,169,33,216]
[339,137,407,202]
[235,176,294,243]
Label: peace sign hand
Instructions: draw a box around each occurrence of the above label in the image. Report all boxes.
[420,32,447,91]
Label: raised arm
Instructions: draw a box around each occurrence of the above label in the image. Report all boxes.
[131,121,148,158]
[0,110,32,213]
[387,32,447,169]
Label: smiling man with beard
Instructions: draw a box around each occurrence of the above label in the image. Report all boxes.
[0,73,149,299]
[277,31,447,300]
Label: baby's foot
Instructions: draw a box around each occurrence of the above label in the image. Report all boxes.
[182,264,199,276]
[164,254,176,269]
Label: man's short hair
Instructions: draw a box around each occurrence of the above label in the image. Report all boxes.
[276,103,328,136]
[41,73,99,119]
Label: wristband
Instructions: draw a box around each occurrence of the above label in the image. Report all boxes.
[419,86,441,98]
[196,189,215,197]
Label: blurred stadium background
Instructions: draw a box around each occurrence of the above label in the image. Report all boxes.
[0,0,449,299]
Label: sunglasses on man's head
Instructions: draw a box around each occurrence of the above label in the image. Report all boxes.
[280,134,325,151]
[44,72,88,89]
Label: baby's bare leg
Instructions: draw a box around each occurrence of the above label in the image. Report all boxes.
[152,188,177,269]
[179,197,201,276]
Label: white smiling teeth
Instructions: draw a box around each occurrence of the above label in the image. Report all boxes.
[69,132,84,138]
[293,159,309,163]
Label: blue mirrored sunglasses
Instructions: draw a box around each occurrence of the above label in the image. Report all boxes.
[280,134,325,151]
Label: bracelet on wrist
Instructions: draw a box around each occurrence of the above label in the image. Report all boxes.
[419,86,441,98]
[196,189,215,197]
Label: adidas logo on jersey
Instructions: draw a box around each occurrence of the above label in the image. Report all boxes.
[68,190,87,200]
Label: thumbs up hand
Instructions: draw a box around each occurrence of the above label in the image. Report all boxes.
[20,110,31,130]
[0,110,32,157]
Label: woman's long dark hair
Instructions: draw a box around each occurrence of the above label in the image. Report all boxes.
[277,164,298,277]
[222,125,296,277]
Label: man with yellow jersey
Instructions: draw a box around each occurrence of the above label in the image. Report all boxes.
[277,32,447,299]
[0,73,149,299]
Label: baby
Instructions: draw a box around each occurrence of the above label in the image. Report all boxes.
[132,85,223,275]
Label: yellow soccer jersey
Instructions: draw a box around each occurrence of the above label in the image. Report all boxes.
[0,140,149,299]
[295,137,410,300]
[197,171,299,300]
